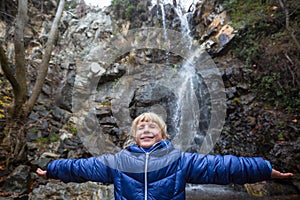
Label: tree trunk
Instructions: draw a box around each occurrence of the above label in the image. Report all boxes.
[4,108,28,166]
[0,0,66,168]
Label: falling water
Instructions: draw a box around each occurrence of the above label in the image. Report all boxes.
[173,2,193,48]
[171,62,201,151]
[155,0,211,152]
[160,4,170,63]
[152,1,236,196]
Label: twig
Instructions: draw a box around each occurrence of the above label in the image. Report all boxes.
[278,0,300,51]
[284,53,296,86]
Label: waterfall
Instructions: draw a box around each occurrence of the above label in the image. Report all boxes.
[160,4,170,64]
[157,0,210,152]
[173,2,193,48]
[171,62,201,151]
[153,1,228,194]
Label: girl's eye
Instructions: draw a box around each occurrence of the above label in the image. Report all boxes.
[150,124,159,129]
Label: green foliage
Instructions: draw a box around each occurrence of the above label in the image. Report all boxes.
[63,123,77,135]
[36,137,48,147]
[112,0,137,19]
[223,0,280,64]
[65,0,78,10]
[32,126,39,133]
[224,0,300,111]
[251,72,300,111]
[125,5,136,20]
[50,133,60,142]
[260,72,280,89]
[111,0,150,29]
[224,0,272,28]
[111,0,146,22]
[277,133,284,140]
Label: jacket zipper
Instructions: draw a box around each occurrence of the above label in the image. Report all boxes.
[144,152,150,200]
[142,144,161,200]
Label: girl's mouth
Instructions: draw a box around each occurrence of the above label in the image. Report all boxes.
[141,136,154,139]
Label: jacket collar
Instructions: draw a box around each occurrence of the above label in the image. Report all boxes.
[127,140,171,153]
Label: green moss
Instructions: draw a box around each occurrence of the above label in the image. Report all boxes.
[36,137,48,147]
[232,97,241,104]
[32,126,39,133]
[50,134,60,142]
[277,121,286,128]
[63,123,78,135]
[277,133,284,139]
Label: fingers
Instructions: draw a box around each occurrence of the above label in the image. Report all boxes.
[36,168,47,176]
[271,169,294,179]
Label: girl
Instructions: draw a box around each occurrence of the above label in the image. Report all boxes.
[37,112,293,200]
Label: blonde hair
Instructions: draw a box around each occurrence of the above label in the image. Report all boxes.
[130,112,168,140]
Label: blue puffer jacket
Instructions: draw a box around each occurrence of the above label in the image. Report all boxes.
[46,140,272,200]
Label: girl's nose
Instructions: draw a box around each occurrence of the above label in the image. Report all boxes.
[143,125,151,132]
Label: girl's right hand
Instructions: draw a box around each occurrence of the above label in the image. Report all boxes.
[36,168,47,176]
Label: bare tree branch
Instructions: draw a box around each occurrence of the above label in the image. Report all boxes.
[284,53,296,86]
[278,0,300,51]
[27,0,65,110]
[14,0,28,103]
[0,44,20,95]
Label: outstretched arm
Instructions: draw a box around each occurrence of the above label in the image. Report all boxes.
[36,155,117,183]
[184,153,294,185]
[271,169,294,179]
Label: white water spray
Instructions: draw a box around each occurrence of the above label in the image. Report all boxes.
[160,4,170,63]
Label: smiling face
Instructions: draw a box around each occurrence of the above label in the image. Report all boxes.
[135,121,163,148]
[131,112,168,148]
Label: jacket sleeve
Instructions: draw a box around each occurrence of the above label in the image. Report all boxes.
[182,153,272,185]
[46,154,116,183]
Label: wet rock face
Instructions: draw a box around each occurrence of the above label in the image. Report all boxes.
[268,141,300,174]
[2,165,31,195]
[55,67,76,112]
[129,83,179,138]
[29,181,114,200]
[192,0,234,54]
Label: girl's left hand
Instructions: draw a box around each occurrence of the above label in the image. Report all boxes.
[271,169,294,179]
